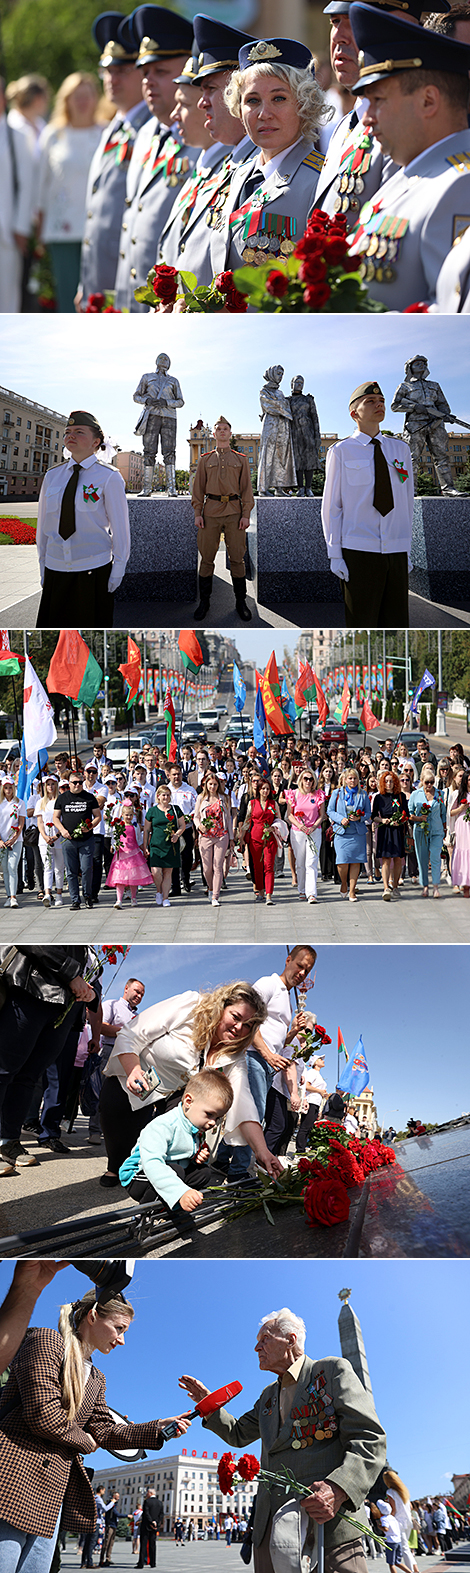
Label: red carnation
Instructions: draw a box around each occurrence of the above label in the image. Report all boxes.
[303,1176,350,1228]
[218,1453,238,1495]
[238,1454,260,1482]
[265,269,289,299]
[152,264,178,304]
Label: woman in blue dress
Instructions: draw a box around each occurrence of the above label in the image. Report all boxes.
[327,767,371,902]
[408,764,447,898]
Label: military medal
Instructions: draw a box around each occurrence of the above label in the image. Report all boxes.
[292,1440,302,1449]
[332,130,373,221]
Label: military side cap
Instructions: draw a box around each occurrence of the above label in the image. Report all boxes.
[133,5,194,66]
[93,11,139,66]
[66,410,105,442]
[349,381,384,407]
[192,16,256,82]
[350,2,470,85]
[238,37,314,71]
[173,52,200,84]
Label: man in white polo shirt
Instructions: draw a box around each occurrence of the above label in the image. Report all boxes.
[88,975,146,1143]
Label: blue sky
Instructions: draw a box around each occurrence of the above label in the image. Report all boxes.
[1,315,469,468]
[0,1256,468,1499]
[98,944,468,1130]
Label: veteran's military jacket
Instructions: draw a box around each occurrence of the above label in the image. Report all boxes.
[314,105,397,229]
[203,1354,386,1551]
[158,137,255,287]
[209,135,324,275]
[113,116,199,310]
[80,101,151,299]
[347,129,470,310]
[434,220,470,313]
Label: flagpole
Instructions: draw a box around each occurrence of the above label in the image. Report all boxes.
[65,700,72,764]
[37,752,44,794]
[127,709,131,770]
[178,668,189,760]
[70,703,78,764]
[10,677,21,740]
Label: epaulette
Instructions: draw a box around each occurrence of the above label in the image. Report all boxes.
[447,152,470,172]
[302,150,324,171]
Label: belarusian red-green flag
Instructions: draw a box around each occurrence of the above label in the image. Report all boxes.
[338,1027,349,1063]
[46,630,102,707]
[263,650,281,697]
[178,630,204,676]
[341,676,350,725]
[359,698,380,733]
[163,687,177,761]
[0,630,24,677]
[118,637,142,707]
[259,673,293,735]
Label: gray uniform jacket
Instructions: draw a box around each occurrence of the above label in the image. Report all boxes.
[348,129,470,310]
[158,142,233,285]
[80,102,151,298]
[113,117,199,310]
[314,107,397,228]
[434,222,470,313]
[210,135,324,275]
[203,1354,386,1551]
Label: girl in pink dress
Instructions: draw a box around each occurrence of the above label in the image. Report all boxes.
[450,769,470,896]
[105,801,154,907]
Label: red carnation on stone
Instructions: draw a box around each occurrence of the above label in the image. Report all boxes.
[303,1176,351,1228]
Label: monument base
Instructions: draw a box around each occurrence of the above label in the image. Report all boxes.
[409,497,470,609]
[116,497,197,604]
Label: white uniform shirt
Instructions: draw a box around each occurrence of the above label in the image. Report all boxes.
[36,453,130,588]
[253,972,292,1057]
[170,783,197,818]
[322,428,414,556]
[104,988,259,1141]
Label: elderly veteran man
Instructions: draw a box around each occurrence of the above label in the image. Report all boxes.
[192,416,254,623]
[113,4,198,311]
[180,1306,386,1573]
[158,15,256,287]
[321,381,414,627]
[77,11,151,306]
[346,6,470,308]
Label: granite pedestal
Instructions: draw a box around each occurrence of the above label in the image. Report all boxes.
[255,495,470,611]
[116,497,197,604]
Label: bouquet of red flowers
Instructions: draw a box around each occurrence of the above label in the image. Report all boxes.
[111,817,127,854]
[84,291,120,313]
[230,211,387,314]
[415,801,432,839]
[135,264,247,313]
[72,817,92,839]
[217,1452,260,1495]
[389,798,408,826]
[346,805,364,821]
[164,809,178,842]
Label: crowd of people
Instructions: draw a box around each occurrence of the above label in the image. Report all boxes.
[3,0,470,315]
[1,732,470,912]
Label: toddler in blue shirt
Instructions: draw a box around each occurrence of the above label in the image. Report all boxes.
[119,1067,233,1218]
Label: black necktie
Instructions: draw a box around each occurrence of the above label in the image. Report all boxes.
[371,438,394,516]
[239,168,262,204]
[59,463,81,540]
[349,109,359,131]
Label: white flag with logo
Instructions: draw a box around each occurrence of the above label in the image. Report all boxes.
[23,655,57,761]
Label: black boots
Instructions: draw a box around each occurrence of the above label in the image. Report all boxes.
[233,575,252,622]
[194,573,213,619]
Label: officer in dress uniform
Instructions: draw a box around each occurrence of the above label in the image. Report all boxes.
[78,12,151,305]
[191,417,254,623]
[321,381,414,627]
[313,0,450,227]
[434,219,470,309]
[346,5,470,307]
[113,5,198,311]
[158,15,257,288]
[209,38,327,278]
[36,412,130,628]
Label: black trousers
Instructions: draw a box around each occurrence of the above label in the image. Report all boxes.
[264,1088,295,1155]
[38,1014,82,1140]
[138,1528,157,1567]
[0,988,81,1143]
[342,549,409,628]
[99,1074,157,1176]
[37,562,115,628]
[296,1102,320,1153]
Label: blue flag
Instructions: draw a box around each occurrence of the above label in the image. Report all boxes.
[281,676,297,729]
[233,661,246,714]
[253,684,267,764]
[411,668,435,714]
[337,1035,370,1096]
[17,734,49,802]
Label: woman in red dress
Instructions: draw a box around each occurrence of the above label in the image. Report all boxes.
[240,779,283,905]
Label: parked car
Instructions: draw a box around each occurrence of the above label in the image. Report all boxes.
[198,709,220,731]
[0,740,20,766]
[104,733,149,766]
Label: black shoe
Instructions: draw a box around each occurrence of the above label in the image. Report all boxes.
[99,1173,121,1188]
[38,1136,70,1154]
[183,881,191,894]
[233,575,252,622]
[22,1120,42,1135]
[70,902,81,910]
[86,899,94,908]
[194,572,213,620]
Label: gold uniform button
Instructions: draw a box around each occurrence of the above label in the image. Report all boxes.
[87,211,93,219]
[131,237,136,244]
[130,268,137,277]
[122,224,127,231]
[180,241,185,251]
[120,251,125,258]
[138,204,143,211]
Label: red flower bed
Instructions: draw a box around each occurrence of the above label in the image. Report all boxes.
[0,518,37,544]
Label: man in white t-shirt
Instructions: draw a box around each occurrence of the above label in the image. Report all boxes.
[216,945,317,1182]
[88,976,145,1142]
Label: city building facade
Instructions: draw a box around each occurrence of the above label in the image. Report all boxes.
[93,1449,257,1533]
[113,451,144,492]
[0,385,67,500]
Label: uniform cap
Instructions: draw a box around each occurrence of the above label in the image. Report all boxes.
[349,1,470,86]
[349,381,384,407]
[133,5,194,66]
[238,37,314,71]
[323,2,351,15]
[192,15,256,82]
[66,410,105,442]
[93,11,139,66]
[173,53,200,84]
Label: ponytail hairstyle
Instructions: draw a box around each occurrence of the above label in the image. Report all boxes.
[58,1288,134,1421]
[383,1468,410,1505]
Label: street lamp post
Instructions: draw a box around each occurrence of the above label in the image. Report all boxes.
[435,628,447,736]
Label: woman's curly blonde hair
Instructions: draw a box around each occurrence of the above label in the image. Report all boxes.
[192,981,267,1060]
[224,61,333,142]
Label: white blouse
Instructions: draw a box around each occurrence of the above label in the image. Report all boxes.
[103,988,259,1144]
[0,796,25,842]
[37,123,102,243]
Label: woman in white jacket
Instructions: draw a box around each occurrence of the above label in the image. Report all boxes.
[37,73,102,310]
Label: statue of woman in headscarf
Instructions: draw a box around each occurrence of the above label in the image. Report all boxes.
[257,365,296,495]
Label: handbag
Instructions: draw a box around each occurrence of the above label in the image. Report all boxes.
[240,1497,257,1566]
